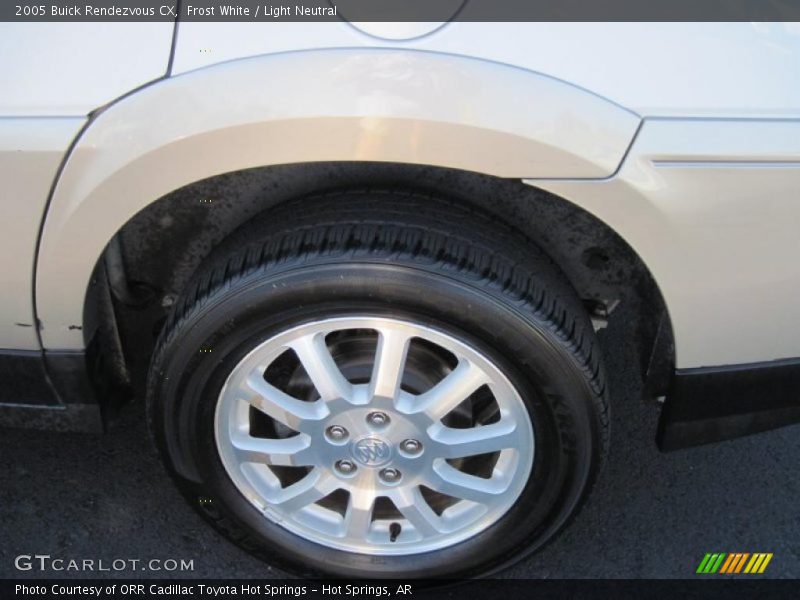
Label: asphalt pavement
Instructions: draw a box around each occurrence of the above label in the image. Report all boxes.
[1,323,799,580]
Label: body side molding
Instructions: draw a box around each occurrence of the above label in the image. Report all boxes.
[659,358,800,451]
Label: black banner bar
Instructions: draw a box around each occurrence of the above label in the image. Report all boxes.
[4,0,800,22]
[2,579,799,600]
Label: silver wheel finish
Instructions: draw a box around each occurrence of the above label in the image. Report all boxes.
[215,316,535,555]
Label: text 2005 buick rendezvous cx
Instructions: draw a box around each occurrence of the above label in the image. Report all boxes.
[2,19,800,578]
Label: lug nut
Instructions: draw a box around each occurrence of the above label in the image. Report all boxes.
[326,425,349,442]
[400,439,423,455]
[335,460,357,475]
[367,412,390,427]
[379,468,402,483]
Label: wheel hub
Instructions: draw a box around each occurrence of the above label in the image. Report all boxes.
[315,398,436,488]
[215,316,535,555]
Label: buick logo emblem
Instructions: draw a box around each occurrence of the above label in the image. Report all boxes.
[352,437,392,467]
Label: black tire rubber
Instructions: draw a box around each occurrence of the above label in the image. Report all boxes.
[147,190,609,579]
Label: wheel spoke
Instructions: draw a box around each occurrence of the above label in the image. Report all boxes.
[247,374,328,432]
[289,332,353,402]
[431,461,508,504]
[230,433,314,466]
[403,360,488,420]
[430,420,517,459]
[274,470,337,513]
[390,486,444,537]
[342,487,374,538]
[369,328,412,401]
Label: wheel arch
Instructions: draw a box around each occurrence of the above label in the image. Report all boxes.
[36,48,639,351]
[79,162,674,414]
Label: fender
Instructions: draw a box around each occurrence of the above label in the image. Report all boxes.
[36,49,639,349]
[535,117,800,368]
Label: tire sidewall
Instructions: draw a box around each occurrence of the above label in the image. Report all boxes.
[151,262,601,578]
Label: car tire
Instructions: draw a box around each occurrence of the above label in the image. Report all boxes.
[147,190,609,578]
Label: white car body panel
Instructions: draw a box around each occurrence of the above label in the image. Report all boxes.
[0,23,174,116]
[173,22,800,118]
[535,119,800,368]
[0,117,86,349]
[0,22,171,350]
[1,22,799,370]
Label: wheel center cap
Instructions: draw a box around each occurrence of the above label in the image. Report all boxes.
[351,436,393,467]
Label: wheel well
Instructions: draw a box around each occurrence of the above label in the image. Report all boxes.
[83,162,674,409]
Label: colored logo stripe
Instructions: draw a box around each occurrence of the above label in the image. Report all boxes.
[697,552,773,574]
[697,553,726,574]
[744,553,773,574]
[720,553,749,574]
